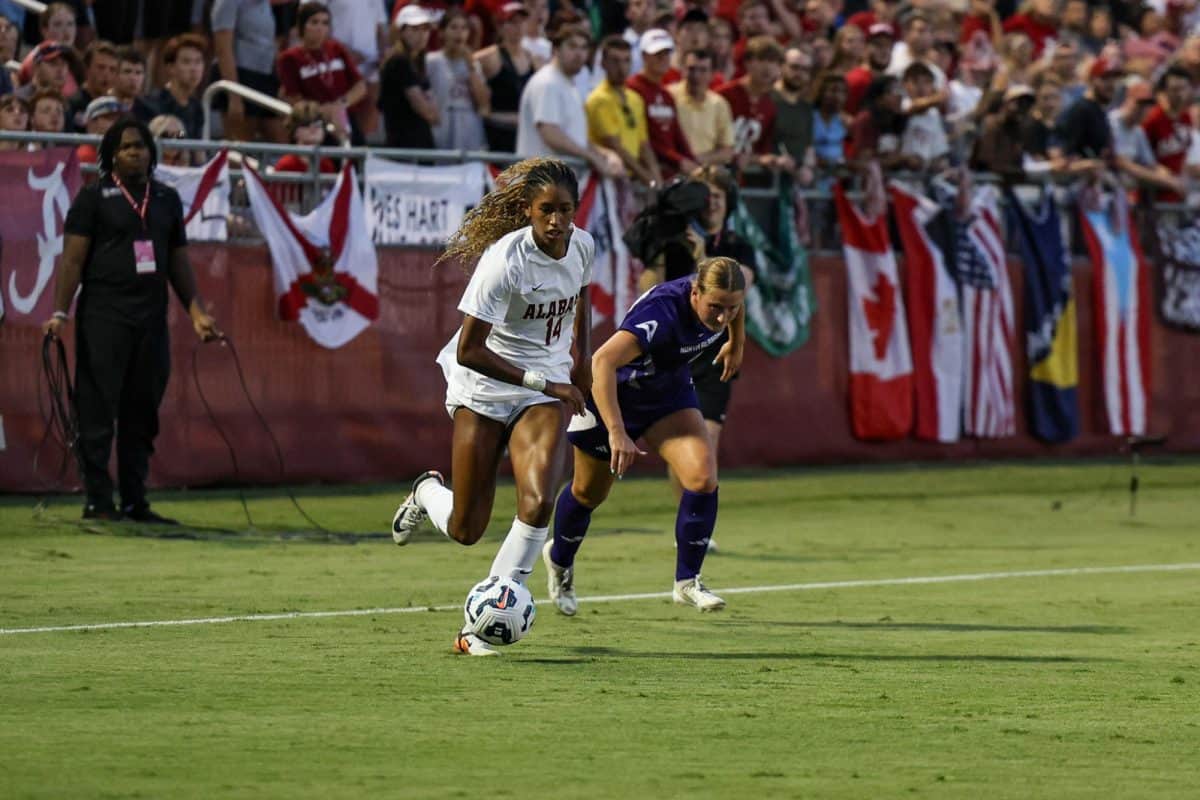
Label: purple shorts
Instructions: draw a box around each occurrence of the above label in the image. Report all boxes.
[566,378,699,461]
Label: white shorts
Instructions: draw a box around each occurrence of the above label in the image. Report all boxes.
[445,393,559,427]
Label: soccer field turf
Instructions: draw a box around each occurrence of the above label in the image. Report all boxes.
[2,461,1198,799]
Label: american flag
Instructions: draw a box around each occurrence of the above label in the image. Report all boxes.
[957,186,1015,437]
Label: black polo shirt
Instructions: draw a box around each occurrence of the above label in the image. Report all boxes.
[147,87,204,139]
[64,175,188,325]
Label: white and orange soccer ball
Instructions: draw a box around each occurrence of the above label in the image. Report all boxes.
[463,576,536,646]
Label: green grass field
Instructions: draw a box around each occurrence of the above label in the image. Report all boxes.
[2,461,1199,799]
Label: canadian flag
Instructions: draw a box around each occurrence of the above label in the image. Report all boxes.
[835,183,913,440]
[155,149,231,241]
[243,162,379,349]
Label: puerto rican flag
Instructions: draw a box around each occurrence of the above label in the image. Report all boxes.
[243,161,379,349]
[890,182,962,442]
[574,173,639,325]
[957,185,1016,438]
[835,183,913,440]
[1079,197,1151,435]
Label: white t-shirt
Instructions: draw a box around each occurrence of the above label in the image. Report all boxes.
[324,0,388,75]
[516,62,588,157]
[438,225,595,402]
[901,107,949,163]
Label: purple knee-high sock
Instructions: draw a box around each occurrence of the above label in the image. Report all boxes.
[550,485,593,568]
[676,488,718,581]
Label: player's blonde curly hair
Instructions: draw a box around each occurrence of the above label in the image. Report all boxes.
[437,158,579,269]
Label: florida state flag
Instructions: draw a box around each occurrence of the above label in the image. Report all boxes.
[835,182,914,440]
[244,162,379,349]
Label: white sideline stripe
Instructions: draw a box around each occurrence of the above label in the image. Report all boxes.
[3,562,1199,636]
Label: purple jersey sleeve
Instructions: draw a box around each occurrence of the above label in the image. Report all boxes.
[619,295,678,354]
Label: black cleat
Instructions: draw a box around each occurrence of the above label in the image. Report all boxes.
[122,505,179,525]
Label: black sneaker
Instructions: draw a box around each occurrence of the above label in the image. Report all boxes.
[82,505,122,521]
[122,505,179,525]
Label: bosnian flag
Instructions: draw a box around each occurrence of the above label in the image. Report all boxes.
[890,182,962,442]
[1079,197,1151,435]
[243,162,379,349]
[957,185,1016,438]
[574,172,638,324]
[155,150,230,241]
[835,183,913,440]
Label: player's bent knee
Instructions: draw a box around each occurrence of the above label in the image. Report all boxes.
[678,471,718,494]
[517,494,555,528]
[447,513,488,546]
[571,481,610,509]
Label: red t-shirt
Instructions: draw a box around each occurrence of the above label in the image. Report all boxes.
[844,65,875,115]
[277,39,363,104]
[274,154,338,174]
[959,14,990,44]
[661,67,726,89]
[627,73,695,174]
[1142,104,1192,200]
[1002,14,1058,59]
[717,79,776,156]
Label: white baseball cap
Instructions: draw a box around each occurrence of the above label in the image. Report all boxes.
[394,4,439,28]
[640,28,675,55]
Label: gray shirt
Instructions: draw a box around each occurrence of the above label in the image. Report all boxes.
[1108,109,1155,166]
[426,52,486,151]
[211,0,277,76]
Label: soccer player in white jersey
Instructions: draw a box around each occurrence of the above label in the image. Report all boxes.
[391,158,594,656]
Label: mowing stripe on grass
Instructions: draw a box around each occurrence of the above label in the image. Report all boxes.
[3,561,1199,636]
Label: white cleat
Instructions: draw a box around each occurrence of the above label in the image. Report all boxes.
[391,470,444,545]
[542,540,578,616]
[673,575,726,612]
[453,628,499,656]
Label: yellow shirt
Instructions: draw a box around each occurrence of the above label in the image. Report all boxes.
[585,78,649,156]
[668,83,734,156]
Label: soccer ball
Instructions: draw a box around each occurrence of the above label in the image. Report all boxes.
[463,575,536,646]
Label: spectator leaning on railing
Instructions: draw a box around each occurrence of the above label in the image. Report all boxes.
[772,45,813,174]
[517,24,621,175]
[717,35,793,174]
[66,40,117,133]
[380,4,438,149]
[1141,65,1194,202]
[277,2,366,141]
[1107,77,1185,197]
[586,35,661,187]
[970,83,1033,181]
[1054,56,1120,177]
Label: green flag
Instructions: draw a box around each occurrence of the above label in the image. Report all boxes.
[732,180,815,356]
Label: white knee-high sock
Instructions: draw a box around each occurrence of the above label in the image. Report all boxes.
[416,480,454,537]
[489,517,549,583]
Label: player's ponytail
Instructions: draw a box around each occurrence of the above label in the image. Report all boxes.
[694,256,747,294]
[437,158,580,270]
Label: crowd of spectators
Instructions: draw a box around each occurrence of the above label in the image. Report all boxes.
[0,0,1196,203]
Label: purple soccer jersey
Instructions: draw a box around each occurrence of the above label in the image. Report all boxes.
[617,276,726,389]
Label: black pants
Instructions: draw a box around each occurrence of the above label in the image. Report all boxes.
[74,315,171,511]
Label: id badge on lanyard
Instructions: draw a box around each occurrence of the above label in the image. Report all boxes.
[114,176,156,275]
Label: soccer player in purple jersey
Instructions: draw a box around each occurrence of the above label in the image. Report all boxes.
[390,158,594,655]
[543,257,747,614]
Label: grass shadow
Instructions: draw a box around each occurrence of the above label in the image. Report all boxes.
[562,645,1113,664]
[704,619,1133,635]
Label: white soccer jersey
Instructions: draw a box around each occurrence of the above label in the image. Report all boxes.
[438,225,594,403]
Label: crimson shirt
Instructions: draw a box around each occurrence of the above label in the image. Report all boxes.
[277,39,363,104]
[844,65,875,114]
[1142,104,1192,201]
[717,79,776,156]
[1002,14,1058,58]
[627,73,695,174]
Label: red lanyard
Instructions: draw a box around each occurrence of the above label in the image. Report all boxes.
[113,175,150,231]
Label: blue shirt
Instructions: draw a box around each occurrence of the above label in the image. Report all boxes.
[616,276,726,390]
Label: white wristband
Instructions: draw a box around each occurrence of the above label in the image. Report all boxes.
[522,370,547,392]
[52,311,68,321]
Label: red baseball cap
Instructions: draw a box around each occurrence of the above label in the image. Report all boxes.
[868,23,895,40]
[495,2,527,22]
[1088,57,1123,80]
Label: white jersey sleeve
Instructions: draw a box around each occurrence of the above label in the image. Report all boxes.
[457,240,520,325]
[576,226,595,287]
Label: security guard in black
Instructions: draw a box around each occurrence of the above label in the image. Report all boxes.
[44,121,220,522]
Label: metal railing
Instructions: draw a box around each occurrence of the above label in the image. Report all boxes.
[0,130,1191,255]
[9,0,47,13]
[200,80,293,141]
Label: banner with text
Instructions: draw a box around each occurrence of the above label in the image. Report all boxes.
[364,156,490,246]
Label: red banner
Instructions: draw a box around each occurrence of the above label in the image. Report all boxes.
[0,147,82,327]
